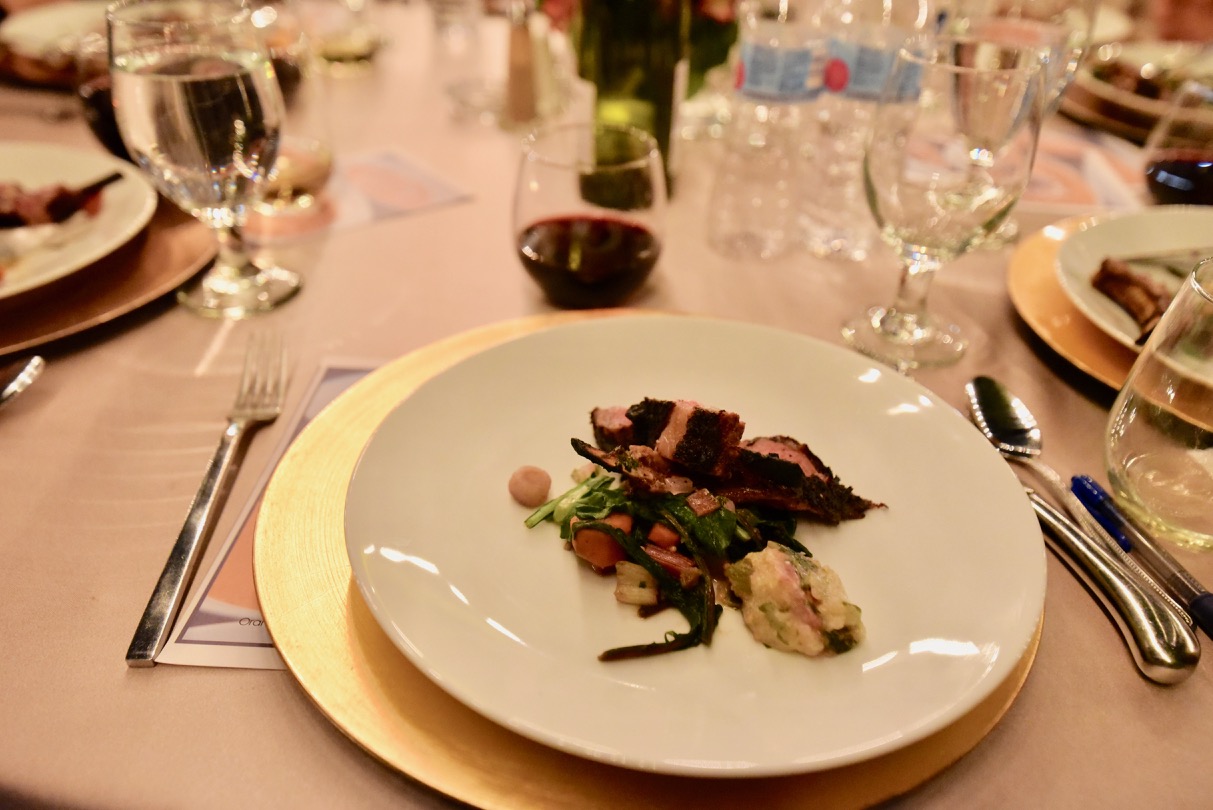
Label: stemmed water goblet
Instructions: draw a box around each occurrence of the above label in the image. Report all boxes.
[940,0,1101,245]
[840,36,1047,371]
[107,0,301,318]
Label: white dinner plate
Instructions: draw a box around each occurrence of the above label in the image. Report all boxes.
[344,314,1046,777]
[1054,206,1213,350]
[0,143,157,301]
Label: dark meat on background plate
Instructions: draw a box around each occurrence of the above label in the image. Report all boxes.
[0,172,123,229]
[583,399,882,524]
[1091,256,1174,343]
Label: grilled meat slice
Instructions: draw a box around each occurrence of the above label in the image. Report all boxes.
[623,398,676,447]
[616,398,745,477]
[581,405,881,525]
[1091,257,1174,343]
[0,172,122,229]
[715,436,883,524]
[653,400,745,477]
[590,406,634,450]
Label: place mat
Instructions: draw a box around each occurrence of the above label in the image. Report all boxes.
[254,311,1042,809]
[1007,217,1137,389]
[0,201,214,357]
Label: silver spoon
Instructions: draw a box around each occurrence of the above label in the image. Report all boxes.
[0,355,46,410]
[966,375,1200,684]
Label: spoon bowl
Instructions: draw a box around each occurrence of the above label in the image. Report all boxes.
[0,355,46,410]
[965,376,1042,459]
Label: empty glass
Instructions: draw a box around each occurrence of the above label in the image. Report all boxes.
[1106,257,1213,551]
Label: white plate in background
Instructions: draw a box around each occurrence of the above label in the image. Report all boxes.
[1054,206,1213,349]
[0,143,157,301]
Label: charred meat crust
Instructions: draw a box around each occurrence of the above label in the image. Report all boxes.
[715,439,881,524]
[624,398,676,447]
[581,404,883,524]
[665,405,744,476]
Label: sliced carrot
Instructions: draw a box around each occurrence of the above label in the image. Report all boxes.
[646,522,681,549]
[571,513,633,573]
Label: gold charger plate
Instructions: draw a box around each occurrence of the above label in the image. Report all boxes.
[1007,216,1137,389]
[0,202,214,358]
[254,311,1042,809]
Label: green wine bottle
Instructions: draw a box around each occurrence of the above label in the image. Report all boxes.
[572,0,691,191]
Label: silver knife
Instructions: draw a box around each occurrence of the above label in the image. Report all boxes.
[1027,488,1200,685]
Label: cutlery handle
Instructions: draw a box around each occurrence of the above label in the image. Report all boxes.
[1022,458,1193,625]
[125,420,249,667]
[1028,491,1200,685]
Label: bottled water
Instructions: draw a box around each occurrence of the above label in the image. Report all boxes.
[799,0,934,262]
[706,0,825,261]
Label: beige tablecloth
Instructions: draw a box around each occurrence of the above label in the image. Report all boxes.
[2,5,1212,808]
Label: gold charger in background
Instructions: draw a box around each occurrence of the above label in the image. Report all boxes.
[1007,216,1137,389]
[254,311,1041,809]
[0,203,214,357]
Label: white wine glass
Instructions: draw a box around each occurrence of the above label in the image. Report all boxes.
[247,0,334,218]
[841,36,1046,371]
[940,0,1100,245]
[108,0,301,318]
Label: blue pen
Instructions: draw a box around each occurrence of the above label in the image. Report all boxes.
[1072,475,1213,640]
[1069,479,1132,551]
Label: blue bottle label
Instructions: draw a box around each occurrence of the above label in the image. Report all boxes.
[823,37,921,102]
[736,40,823,102]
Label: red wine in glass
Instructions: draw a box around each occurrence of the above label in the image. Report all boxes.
[1145,148,1213,206]
[77,74,132,162]
[517,215,661,308]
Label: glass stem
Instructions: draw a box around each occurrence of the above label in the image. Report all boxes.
[213,223,259,282]
[881,248,943,344]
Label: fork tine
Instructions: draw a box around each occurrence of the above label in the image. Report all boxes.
[233,331,285,415]
[234,333,262,411]
[266,332,285,408]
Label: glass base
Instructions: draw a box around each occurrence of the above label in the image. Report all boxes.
[177,261,301,319]
[841,306,968,372]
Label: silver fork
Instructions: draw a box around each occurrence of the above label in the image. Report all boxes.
[126,333,287,667]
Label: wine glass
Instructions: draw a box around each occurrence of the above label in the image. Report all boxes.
[1142,79,1213,206]
[107,0,300,318]
[74,33,132,162]
[513,121,666,309]
[940,0,1099,245]
[840,36,1046,371]
[247,0,335,218]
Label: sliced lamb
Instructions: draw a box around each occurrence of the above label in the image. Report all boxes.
[623,398,676,447]
[715,436,882,524]
[650,399,745,477]
[590,406,633,450]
